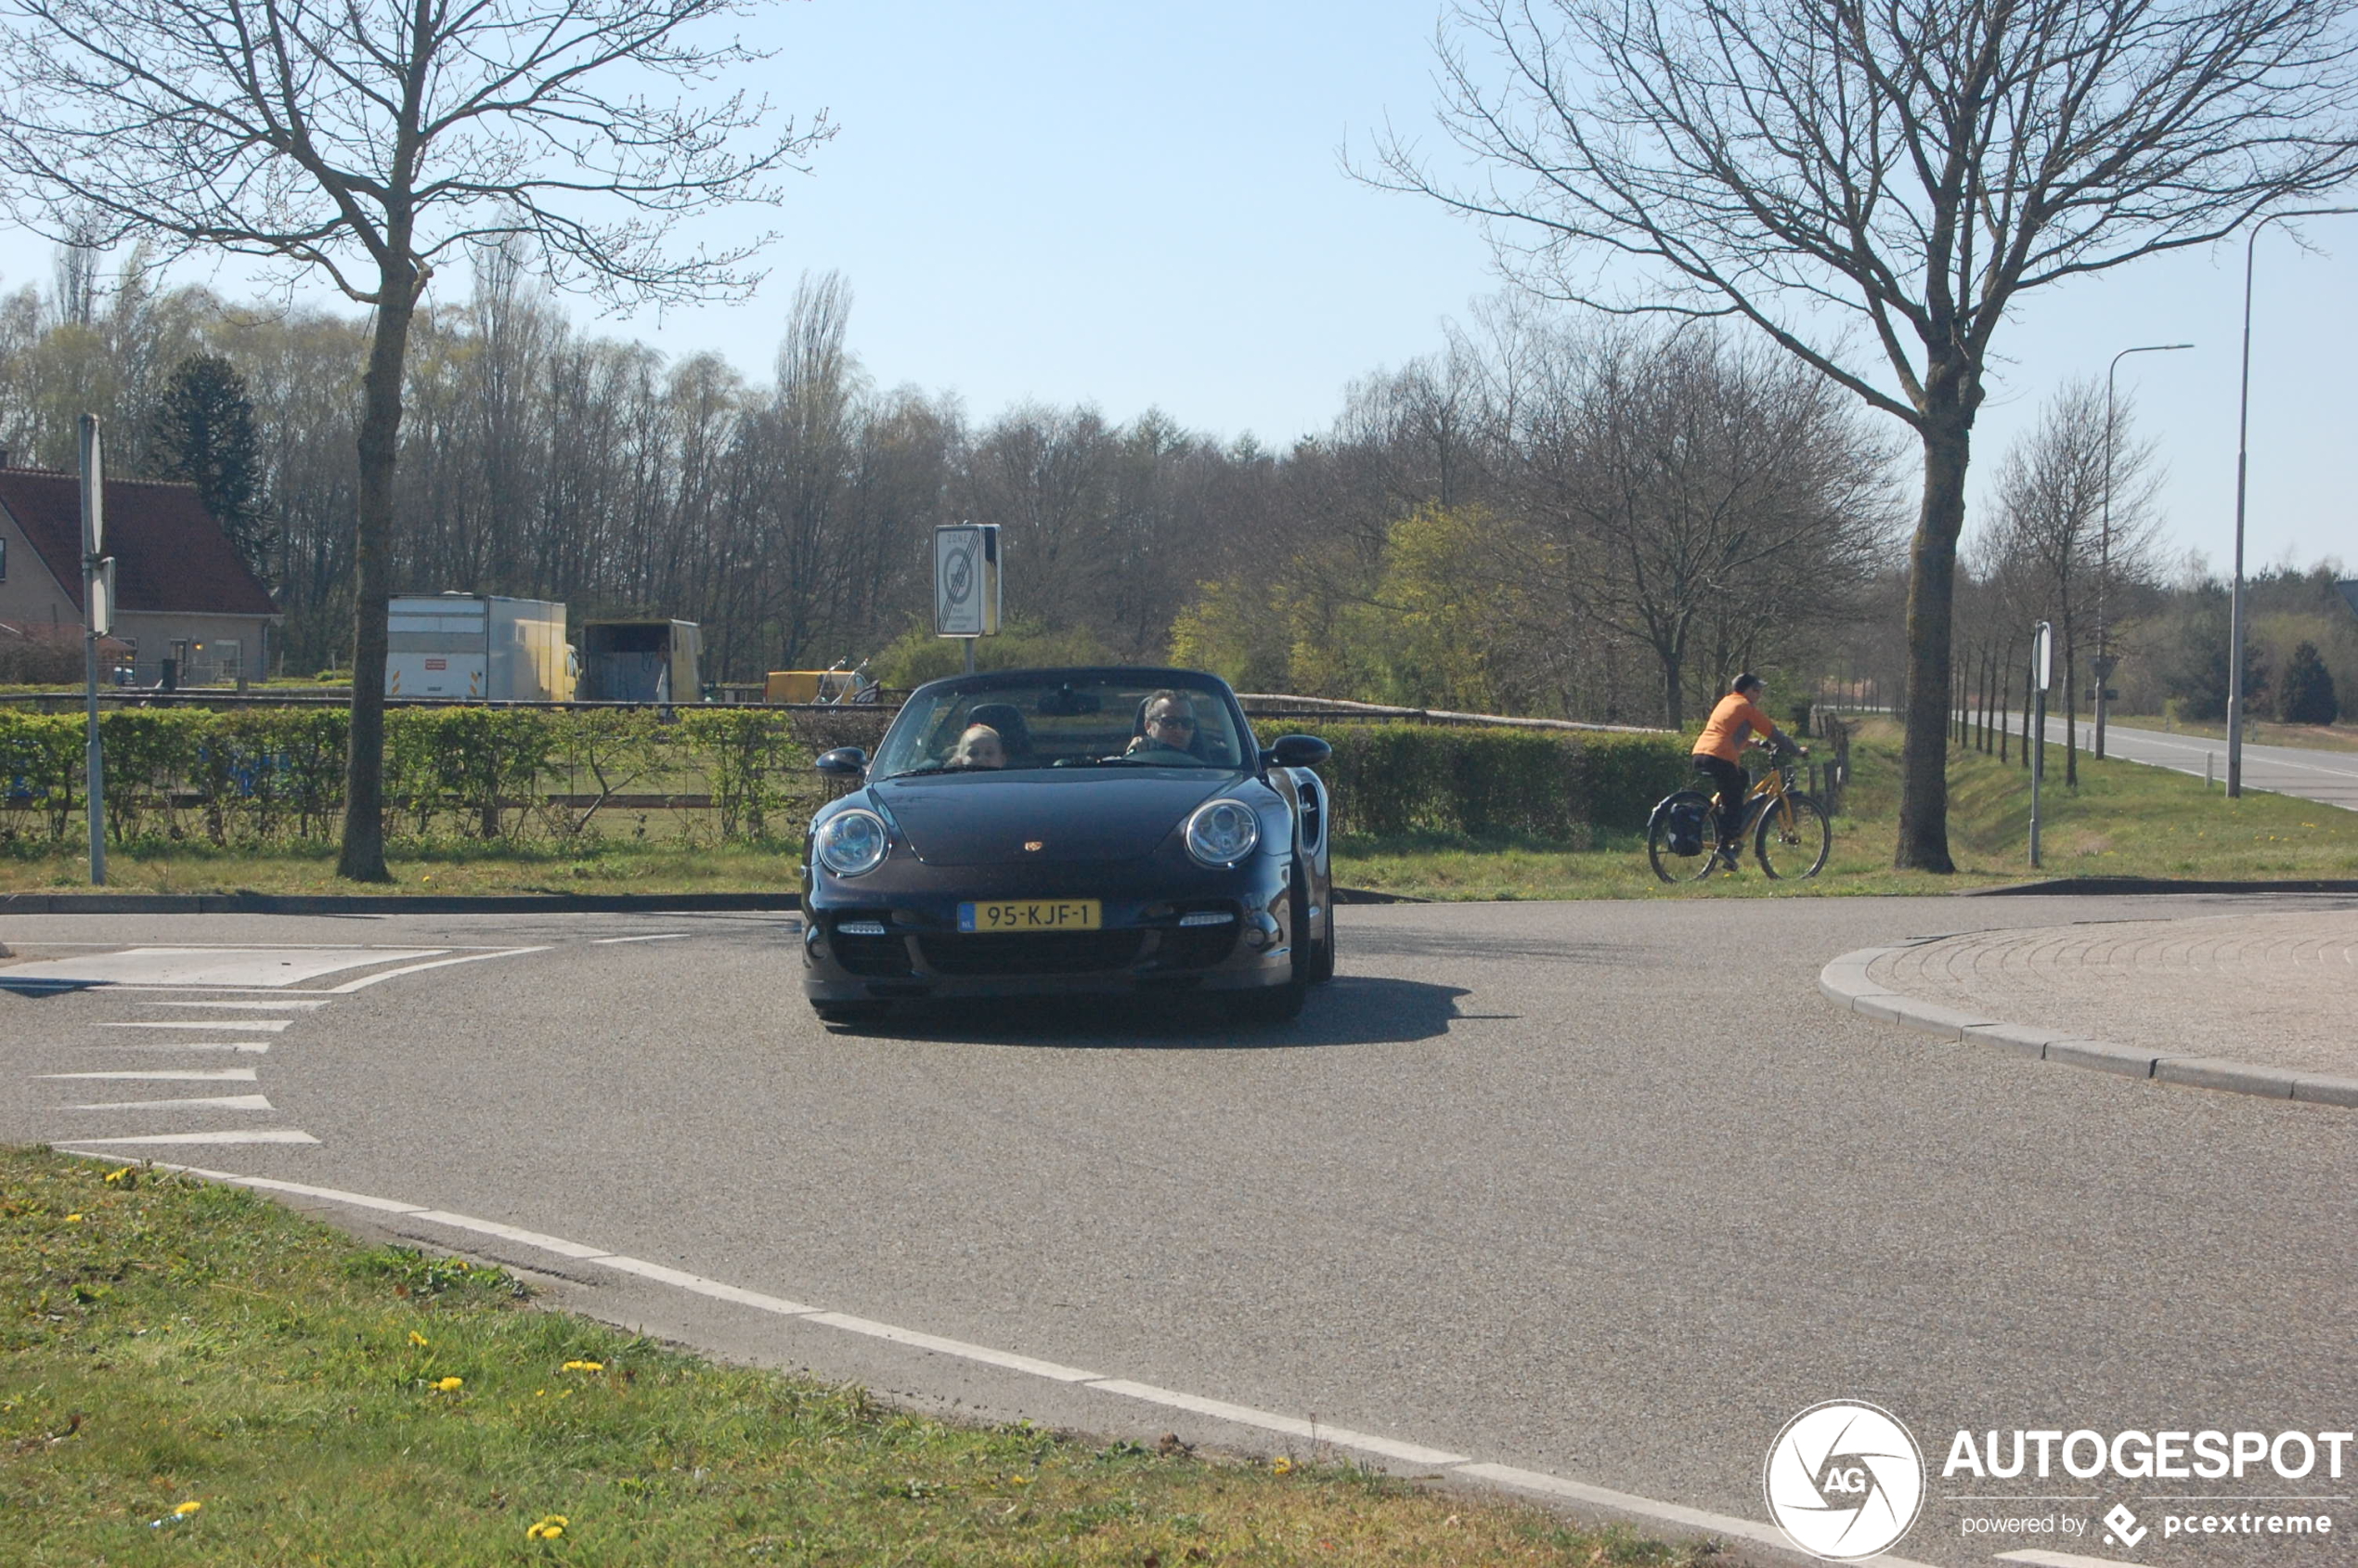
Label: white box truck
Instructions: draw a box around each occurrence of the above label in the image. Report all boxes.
[386,593,577,702]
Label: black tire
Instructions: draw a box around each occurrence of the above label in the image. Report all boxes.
[1754,792,1832,879]
[1306,872,1336,984]
[1231,876,1313,1022]
[1646,789,1721,884]
[812,1001,888,1028]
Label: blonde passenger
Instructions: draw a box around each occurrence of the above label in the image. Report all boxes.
[947,724,1005,770]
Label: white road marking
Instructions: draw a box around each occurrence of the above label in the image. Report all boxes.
[1090,1379,1469,1464]
[46,1156,1896,1554]
[82,1042,272,1053]
[69,1094,275,1112]
[1995,1552,2137,1568]
[328,947,551,991]
[592,1256,819,1314]
[100,1019,293,1032]
[806,1312,1105,1382]
[405,1211,615,1261]
[137,999,332,1011]
[590,933,690,944]
[60,1129,319,1147]
[4,947,447,988]
[41,1068,259,1082]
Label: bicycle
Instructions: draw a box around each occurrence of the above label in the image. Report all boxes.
[1645,744,1832,883]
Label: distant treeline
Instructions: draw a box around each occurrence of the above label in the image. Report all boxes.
[1,247,2342,730]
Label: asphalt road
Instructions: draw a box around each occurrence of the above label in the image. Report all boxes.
[1996,714,2358,811]
[2,898,2352,1568]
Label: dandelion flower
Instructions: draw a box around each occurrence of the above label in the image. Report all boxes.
[64,1213,83,1223]
[104,1167,131,1184]
[434,1376,464,1393]
[173,1501,201,1518]
[527,1515,568,1540]
[1271,1455,1294,1475]
[561,1359,603,1372]
[408,1331,430,1347]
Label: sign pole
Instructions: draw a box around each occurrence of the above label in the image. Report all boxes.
[78,414,106,886]
[2029,620,2052,869]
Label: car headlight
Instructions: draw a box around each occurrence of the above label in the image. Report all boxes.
[1185,797,1262,867]
[814,809,890,877]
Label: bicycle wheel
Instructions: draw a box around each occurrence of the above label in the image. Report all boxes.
[1754,792,1831,879]
[1646,790,1721,884]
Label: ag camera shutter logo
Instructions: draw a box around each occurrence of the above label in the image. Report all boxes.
[1764,1400,1926,1559]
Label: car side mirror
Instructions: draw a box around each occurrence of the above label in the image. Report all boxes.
[815,746,867,777]
[1263,734,1330,769]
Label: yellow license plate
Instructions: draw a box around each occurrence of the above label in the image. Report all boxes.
[958,899,1101,933]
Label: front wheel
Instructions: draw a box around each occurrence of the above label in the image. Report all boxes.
[1646,790,1720,884]
[1753,793,1831,880]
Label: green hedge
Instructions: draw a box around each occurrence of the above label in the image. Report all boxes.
[1265,721,1689,843]
[0,706,1683,851]
[0,707,893,849]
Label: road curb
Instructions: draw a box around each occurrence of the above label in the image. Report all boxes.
[1817,943,2358,1108]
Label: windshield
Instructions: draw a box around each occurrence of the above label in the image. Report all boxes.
[872,672,1250,778]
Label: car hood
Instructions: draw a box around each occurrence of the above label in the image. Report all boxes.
[870,769,1243,866]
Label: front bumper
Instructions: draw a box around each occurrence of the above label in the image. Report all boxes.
[800,858,1298,1002]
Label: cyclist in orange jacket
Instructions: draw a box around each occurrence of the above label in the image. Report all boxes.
[1691,673,1802,871]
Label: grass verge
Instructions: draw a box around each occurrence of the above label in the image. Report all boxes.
[2,1147,1708,1566]
[1330,719,2358,900]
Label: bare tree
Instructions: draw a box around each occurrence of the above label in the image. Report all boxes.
[0,0,828,878]
[1380,0,2358,867]
[1977,379,2163,784]
[1510,322,1898,724]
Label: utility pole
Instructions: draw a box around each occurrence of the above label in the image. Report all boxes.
[2029,622,2052,869]
[79,414,113,885]
[2097,343,2191,759]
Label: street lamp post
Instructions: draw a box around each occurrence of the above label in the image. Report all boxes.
[2098,343,2192,760]
[2229,207,2358,797]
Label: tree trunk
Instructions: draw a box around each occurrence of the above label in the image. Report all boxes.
[336,264,420,883]
[2061,616,2078,790]
[2000,641,2013,764]
[1897,410,1970,871]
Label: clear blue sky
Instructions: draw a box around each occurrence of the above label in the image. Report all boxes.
[1,0,2350,579]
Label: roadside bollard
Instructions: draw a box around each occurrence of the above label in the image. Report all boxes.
[2206,751,2214,789]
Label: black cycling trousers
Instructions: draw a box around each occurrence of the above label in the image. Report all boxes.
[1691,755,1747,849]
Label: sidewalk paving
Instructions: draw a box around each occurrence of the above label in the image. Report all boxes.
[1859,907,2357,1082]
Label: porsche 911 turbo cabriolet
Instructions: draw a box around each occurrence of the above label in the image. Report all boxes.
[798,667,1335,1026]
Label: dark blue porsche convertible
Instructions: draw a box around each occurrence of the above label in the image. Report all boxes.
[798,667,1335,1027]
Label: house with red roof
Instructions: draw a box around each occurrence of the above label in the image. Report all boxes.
[0,457,279,685]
